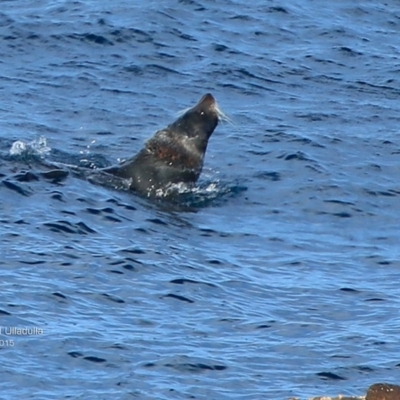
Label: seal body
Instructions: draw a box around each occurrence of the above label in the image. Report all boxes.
[103,93,220,196]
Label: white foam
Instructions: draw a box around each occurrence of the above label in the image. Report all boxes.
[9,136,51,157]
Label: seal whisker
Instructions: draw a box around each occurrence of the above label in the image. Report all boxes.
[176,107,192,117]
[214,102,233,125]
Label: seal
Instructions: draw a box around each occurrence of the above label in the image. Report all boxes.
[103,93,224,197]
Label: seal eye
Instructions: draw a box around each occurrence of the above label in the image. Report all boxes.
[200,111,205,116]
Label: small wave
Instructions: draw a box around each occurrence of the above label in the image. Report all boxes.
[86,170,132,191]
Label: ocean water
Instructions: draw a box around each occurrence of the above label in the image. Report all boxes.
[1,1,400,399]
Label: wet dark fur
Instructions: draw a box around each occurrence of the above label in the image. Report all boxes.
[103,94,219,196]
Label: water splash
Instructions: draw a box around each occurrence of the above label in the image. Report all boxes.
[9,136,51,158]
[153,179,247,208]
[78,139,98,168]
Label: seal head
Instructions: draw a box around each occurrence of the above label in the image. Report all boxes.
[103,93,220,196]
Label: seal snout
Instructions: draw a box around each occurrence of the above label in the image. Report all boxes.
[196,93,224,119]
[198,93,216,108]
[197,93,229,123]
